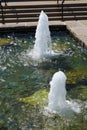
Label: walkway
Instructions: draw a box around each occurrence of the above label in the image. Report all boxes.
[66,21,87,49]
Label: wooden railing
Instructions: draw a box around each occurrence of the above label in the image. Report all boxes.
[0,0,87,24]
[0,0,61,24]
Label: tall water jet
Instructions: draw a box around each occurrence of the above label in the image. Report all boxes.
[29,11,52,61]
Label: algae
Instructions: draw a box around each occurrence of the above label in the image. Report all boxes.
[68,85,87,101]
[0,38,11,46]
[53,43,70,52]
[19,89,48,106]
[66,66,87,84]
[77,85,87,100]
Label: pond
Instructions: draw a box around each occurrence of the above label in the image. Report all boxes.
[0,30,87,130]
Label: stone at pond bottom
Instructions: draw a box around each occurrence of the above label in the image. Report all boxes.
[19,89,48,106]
[0,38,11,46]
[66,66,87,84]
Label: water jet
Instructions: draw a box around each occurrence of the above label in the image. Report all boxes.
[46,71,82,117]
[28,11,62,62]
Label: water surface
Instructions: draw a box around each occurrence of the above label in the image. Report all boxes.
[0,31,87,130]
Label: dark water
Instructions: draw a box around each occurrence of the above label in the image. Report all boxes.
[0,31,87,130]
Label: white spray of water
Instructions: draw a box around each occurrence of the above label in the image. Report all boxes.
[29,11,52,61]
[21,10,63,65]
[46,71,81,117]
[48,71,67,112]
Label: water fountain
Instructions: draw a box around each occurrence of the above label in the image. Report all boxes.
[28,11,62,62]
[48,71,67,112]
[28,11,52,60]
[46,71,81,117]
[0,9,87,130]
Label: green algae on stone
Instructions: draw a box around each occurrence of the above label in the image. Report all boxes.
[77,85,87,101]
[0,38,11,46]
[19,89,48,106]
[69,85,87,101]
[66,66,87,84]
[52,43,70,52]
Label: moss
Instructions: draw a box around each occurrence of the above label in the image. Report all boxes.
[52,43,70,52]
[19,89,48,106]
[78,86,87,100]
[0,38,11,46]
[69,85,87,101]
[66,66,87,84]
[0,120,5,127]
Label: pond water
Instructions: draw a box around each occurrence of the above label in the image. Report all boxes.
[0,31,87,130]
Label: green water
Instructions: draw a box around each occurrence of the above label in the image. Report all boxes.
[0,31,87,130]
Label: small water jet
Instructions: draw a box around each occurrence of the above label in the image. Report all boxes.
[47,71,67,112]
[45,71,81,117]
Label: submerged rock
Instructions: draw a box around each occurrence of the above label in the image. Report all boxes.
[66,66,87,84]
[19,89,48,106]
[0,38,11,46]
